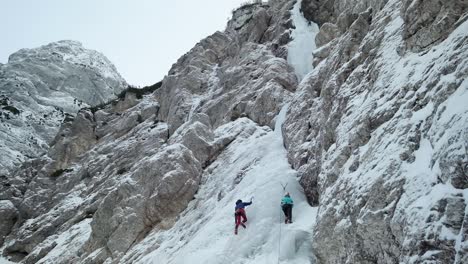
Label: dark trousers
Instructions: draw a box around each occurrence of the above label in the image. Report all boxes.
[282,204,292,223]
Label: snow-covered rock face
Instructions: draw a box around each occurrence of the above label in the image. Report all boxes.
[284,0,468,263]
[0,1,299,262]
[1,0,467,263]
[0,40,126,175]
[156,1,297,136]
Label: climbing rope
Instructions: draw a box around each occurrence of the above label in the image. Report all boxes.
[278,183,288,263]
[278,205,282,264]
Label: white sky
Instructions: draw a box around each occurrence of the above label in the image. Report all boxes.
[1,0,248,86]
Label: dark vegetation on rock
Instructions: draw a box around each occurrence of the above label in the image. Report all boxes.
[88,81,162,114]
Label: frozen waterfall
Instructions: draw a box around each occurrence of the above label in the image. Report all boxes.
[287,0,319,82]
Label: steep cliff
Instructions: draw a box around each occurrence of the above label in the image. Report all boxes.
[1,0,467,263]
[285,0,468,263]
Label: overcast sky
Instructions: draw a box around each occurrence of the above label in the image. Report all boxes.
[1,0,248,86]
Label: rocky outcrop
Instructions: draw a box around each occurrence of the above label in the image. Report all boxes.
[156,1,297,136]
[0,40,126,175]
[401,0,468,52]
[284,0,468,263]
[0,200,18,246]
[300,0,388,26]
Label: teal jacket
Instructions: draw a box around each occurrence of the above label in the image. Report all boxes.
[281,196,294,206]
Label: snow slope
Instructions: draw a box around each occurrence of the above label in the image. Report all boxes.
[0,258,13,264]
[123,107,317,264]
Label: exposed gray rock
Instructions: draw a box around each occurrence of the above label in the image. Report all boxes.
[401,0,468,52]
[0,40,126,175]
[0,200,18,246]
[47,110,97,174]
[285,0,468,263]
[300,0,388,26]
[315,22,341,47]
[1,0,467,263]
[156,32,296,135]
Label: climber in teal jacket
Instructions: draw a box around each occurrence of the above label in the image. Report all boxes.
[281,192,294,224]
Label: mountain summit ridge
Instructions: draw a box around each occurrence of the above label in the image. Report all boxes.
[0,40,126,175]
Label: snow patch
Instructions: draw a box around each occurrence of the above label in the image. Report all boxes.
[0,257,14,264]
[35,219,92,264]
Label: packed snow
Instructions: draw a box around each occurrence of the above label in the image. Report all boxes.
[120,106,317,264]
[36,219,92,264]
[0,258,14,264]
[287,0,319,82]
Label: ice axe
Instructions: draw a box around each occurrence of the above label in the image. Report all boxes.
[280,183,288,191]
